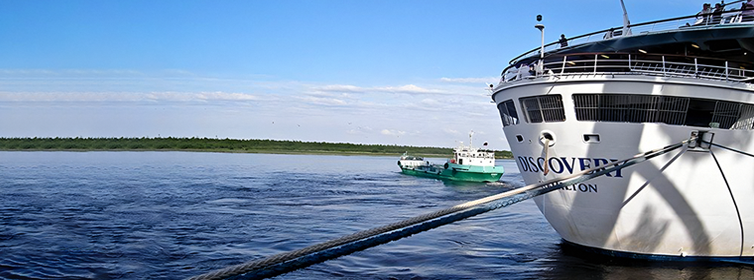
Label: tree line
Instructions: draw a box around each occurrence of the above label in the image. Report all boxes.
[0,137,514,158]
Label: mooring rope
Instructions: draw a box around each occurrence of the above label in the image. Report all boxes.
[189,139,689,280]
[543,138,551,175]
[709,150,745,256]
[705,141,754,158]
[703,140,753,257]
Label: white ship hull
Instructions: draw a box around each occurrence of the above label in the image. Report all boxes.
[494,75,754,258]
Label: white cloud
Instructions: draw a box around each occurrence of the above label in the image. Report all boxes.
[145,92,192,102]
[312,83,449,95]
[197,92,258,101]
[312,84,363,93]
[420,98,440,106]
[373,84,447,95]
[381,129,406,136]
[0,91,144,102]
[306,91,354,100]
[347,125,373,135]
[0,91,261,103]
[443,128,461,135]
[300,96,347,106]
[147,91,262,102]
[440,77,498,84]
[0,71,511,149]
[0,69,146,77]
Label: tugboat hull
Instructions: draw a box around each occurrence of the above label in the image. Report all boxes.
[399,163,504,183]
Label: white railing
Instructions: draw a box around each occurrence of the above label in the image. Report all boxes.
[501,54,754,85]
[509,8,754,65]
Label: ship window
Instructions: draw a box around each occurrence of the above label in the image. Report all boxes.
[732,104,754,130]
[573,94,687,125]
[497,99,519,127]
[520,95,566,123]
[685,99,715,127]
[573,94,754,130]
[711,101,742,129]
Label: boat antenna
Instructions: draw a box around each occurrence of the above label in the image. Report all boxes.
[534,15,545,74]
[620,0,632,36]
[469,130,474,148]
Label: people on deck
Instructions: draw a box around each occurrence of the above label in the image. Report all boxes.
[738,2,749,22]
[743,0,754,22]
[695,3,713,25]
[558,34,568,48]
[721,3,742,23]
[603,28,614,39]
[712,3,724,24]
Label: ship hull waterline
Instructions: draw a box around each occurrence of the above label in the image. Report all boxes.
[400,165,504,183]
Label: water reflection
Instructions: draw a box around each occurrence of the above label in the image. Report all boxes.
[543,241,754,280]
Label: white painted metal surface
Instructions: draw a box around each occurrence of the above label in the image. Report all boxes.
[493,74,754,257]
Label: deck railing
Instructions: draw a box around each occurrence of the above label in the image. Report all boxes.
[500,54,754,86]
[509,8,754,66]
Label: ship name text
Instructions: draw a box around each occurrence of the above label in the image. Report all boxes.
[517,156,624,178]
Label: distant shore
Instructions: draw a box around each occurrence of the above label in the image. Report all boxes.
[0,137,514,159]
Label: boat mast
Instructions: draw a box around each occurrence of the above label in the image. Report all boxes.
[535,15,545,74]
[620,0,632,36]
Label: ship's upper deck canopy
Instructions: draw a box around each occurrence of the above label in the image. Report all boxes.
[510,8,754,66]
[501,7,754,85]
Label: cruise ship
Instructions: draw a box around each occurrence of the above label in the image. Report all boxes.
[491,4,754,261]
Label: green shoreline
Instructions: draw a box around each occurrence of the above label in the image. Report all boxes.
[0,137,514,159]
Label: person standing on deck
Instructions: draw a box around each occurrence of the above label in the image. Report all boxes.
[712,3,724,24]
[558,34,568,48]
[695,3,713,25]
[516,63,529,79]
[743,0,754,22]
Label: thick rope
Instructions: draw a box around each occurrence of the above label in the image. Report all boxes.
[709,150,745,256]
[189,140,688,280]
[706,141,754,158]
[543,138,551,175]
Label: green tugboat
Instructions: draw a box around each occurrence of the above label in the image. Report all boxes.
[397,132,504,182]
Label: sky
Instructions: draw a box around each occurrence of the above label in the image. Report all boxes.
[0,0,702,149]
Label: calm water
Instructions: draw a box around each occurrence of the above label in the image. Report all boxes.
[1,152,752,279]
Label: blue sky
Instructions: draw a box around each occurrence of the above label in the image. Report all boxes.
[0,0,699,149]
